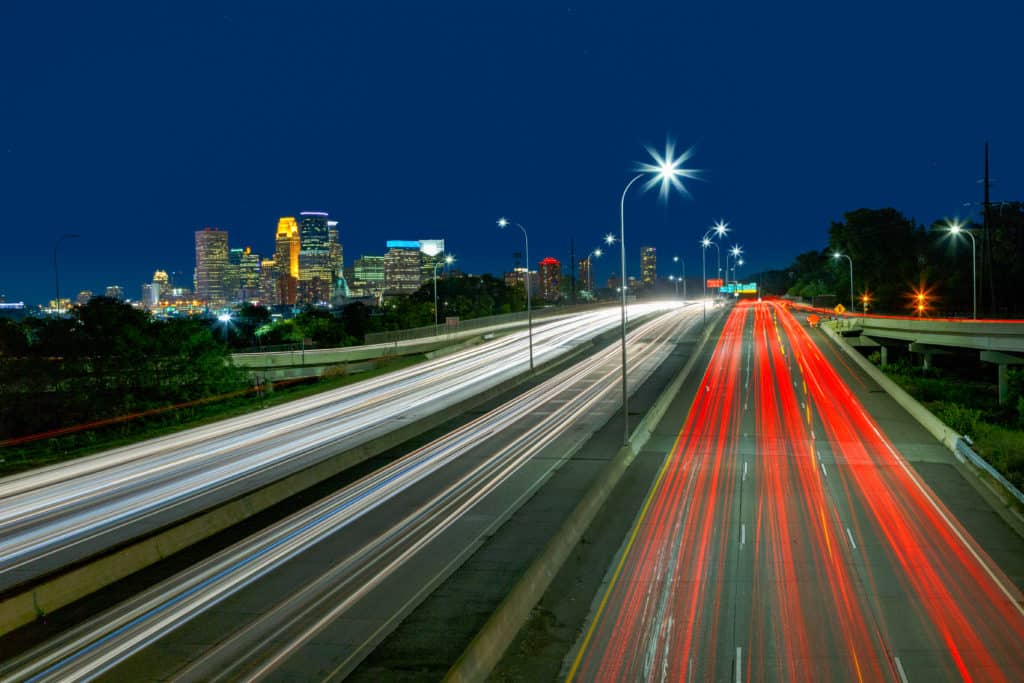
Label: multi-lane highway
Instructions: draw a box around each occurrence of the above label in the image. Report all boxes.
[0,303,704,681]
[0,303,679,594]
[568,300,1024,681]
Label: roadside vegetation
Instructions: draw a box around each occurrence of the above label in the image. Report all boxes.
[869,353,1024,490]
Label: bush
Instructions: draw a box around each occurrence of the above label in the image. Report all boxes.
[931,401,982,437]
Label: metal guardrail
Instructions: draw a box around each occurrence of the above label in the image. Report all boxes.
[955,437,1024,507]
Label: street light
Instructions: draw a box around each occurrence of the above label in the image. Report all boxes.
[614,141,700,445]
[53,233,80,314]
[947,219,977,319]
[498,217,533,370]
[726,245,743,285]
[583,247,602,294]
[673,255,685,300]
[833,251,854,312]
[433,254,455,335]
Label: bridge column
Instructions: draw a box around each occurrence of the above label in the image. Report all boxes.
[980,351,1024,406]
[880,345,888,368]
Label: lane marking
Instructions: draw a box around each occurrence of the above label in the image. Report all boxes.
[740,523,746,547]
[846,527,857,550]
[820,462,827,477]
[894,656,909,683]
[735,646,742,683]
[743,461,748,482]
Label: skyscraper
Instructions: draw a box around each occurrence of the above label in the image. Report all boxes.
[259,258,278,305]
[384,240,422,295]
[353,255,385,299]
[418,239,446,283]
[104,285,124,300]
[195,228,229,307]
[274,217,300,305]
[239,248,262,302]
[298,211,332,304]
[640,246,657,291]
[538,256,562,302]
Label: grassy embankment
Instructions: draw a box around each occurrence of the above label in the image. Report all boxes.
[873,355,1024,491]
[0,355,425,477]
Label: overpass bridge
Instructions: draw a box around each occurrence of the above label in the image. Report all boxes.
[829,314,1024,403]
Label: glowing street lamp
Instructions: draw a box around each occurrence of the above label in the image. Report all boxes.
[947,219,977,319]
[673,255,686,299]
[833,251,854,312]
[498,217,533,370]
[433,254,455,334]
[614,141,700,444]
[726,245,743,285]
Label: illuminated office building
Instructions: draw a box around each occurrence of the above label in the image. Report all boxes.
[328,220,344,282]
[259,258,278,304]
[504,267,538,297]
[384,240,422,295]
[538,257,562,302]
[104,285,124,300]
[640,246,657,291]
[195,228,229,307]
[274,217,300,305]
[239,248,262,302]
[418,239,446,282]
[298,211,332,304]
[353,255,385,298]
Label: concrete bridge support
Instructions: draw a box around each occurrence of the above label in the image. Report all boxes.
[980,351,1024,405]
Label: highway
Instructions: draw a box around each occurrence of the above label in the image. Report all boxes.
[0,304,704,681]
[568,300,1024,681]
[0,303,678,594]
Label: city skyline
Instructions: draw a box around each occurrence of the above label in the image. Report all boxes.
[3,4,1022,304]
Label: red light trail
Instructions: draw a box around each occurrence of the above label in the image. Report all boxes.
[569,301,1024,681]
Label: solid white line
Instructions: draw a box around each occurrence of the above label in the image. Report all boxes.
[743,461,748,481]
[894,655,909,683]
[740,523,746,547]
[735,646,742,683]
[846,527,857,550]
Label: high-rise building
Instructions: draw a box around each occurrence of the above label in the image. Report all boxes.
[419,239,446,283]
[578,257,593,292]
[76,290,93,306]
[640,246,657,291]
[147,270,169,308]
[384,241,422,295]
[195,228,230,307]
[259,258,278,305]
[353,255,385,298]
[298,211,332,304]
[538,257,561,302]
[104,285,124,300]
[328,220,344,281]
[239,248,262,302]
[274,217,300,305]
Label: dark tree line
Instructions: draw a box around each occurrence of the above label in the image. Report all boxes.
[0,297,247,440]
[759,205,1024,317]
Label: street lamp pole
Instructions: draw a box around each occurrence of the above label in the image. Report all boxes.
[949,221,977,319]
[673,256,685,300]
[433,255,454,336]
[833,251,854,311]
[498,218,533,370]
[53,233,79,314]
[617,174,643,445]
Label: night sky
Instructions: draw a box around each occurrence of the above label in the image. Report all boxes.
[2,1,1022,305]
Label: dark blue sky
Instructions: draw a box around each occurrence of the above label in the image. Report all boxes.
[2,1,1021,304]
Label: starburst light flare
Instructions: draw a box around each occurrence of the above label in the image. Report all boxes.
[637,139,702,201]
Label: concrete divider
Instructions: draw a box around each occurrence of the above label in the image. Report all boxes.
[0,342,595,638]
[444,308,724,683]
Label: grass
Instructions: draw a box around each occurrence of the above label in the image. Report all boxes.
[0,354,426,477]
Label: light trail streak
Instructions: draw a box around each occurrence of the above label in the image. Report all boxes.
[0,304,680,594]
[1,306,700,682]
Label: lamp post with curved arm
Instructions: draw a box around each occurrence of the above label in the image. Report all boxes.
[433,255,454,336]
[498,218,533,370]
[833,251,854,312]
[948,220,977,319]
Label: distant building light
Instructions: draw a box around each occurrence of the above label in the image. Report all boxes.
[387,240,421,249]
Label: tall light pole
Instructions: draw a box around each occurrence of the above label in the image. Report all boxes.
[584,247,602,294]
[673,256,685,300]
[833,251,854,312]
[433,254,455,335]
[726,245,743,285]
[498,218,533,370]
[53,233,80,314]
[613,141,700,445]
[948,220,977,319]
